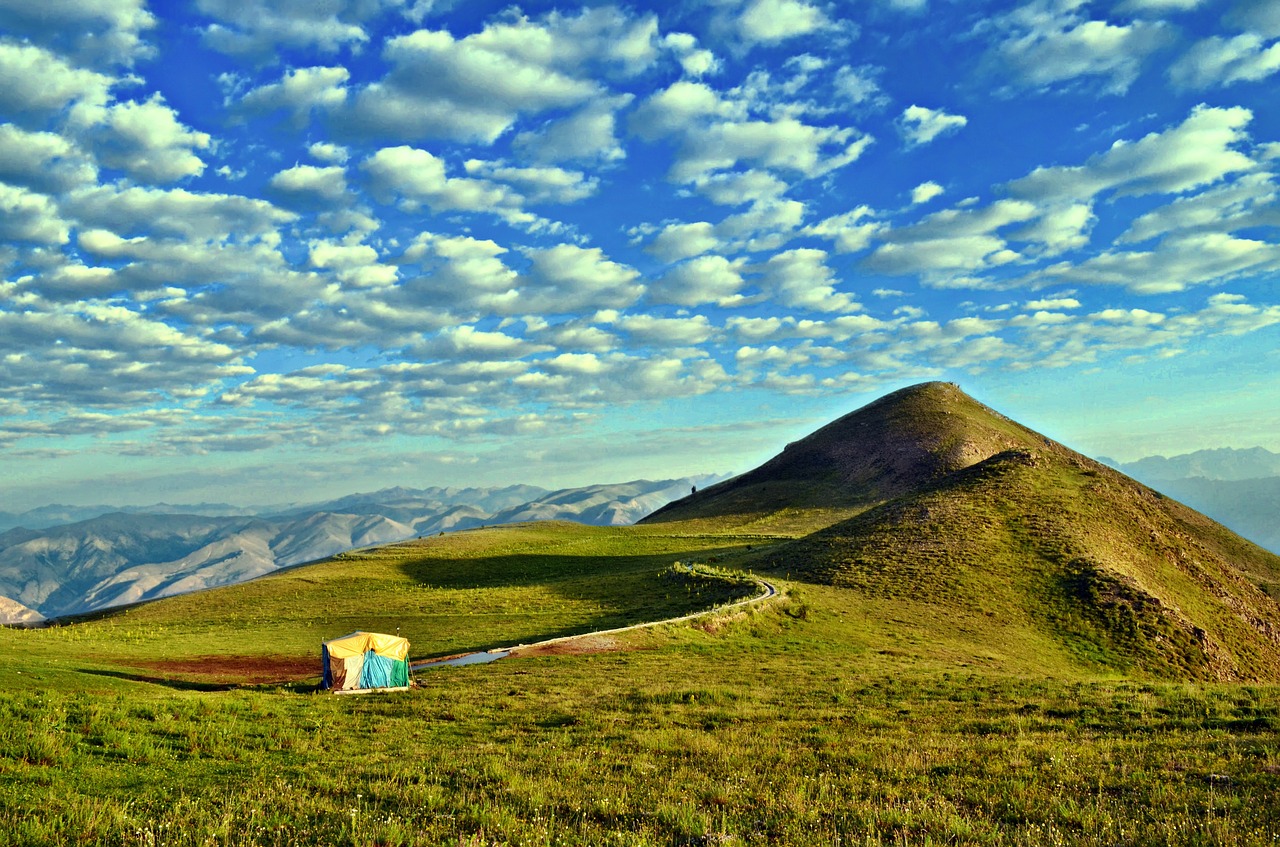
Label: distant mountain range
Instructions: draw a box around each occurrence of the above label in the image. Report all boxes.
[5,437,1276,628]
[1101,447,1280,482]
[0,476,723,622]
[1100,448,1280,556]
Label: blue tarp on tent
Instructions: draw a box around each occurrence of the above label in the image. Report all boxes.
[321,631,411,692]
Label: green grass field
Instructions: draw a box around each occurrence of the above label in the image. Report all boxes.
[1,520,1278,845]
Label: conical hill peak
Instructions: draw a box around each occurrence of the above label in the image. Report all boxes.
[646,382,1066,524]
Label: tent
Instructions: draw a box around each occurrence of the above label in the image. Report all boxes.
[321,631,411,693]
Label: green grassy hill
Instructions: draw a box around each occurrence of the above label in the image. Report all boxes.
[644,381,1051,527]
[6,522,763,689]
[766,449,1280,681]
[651,382,1280,682]
[1,383,1279,845]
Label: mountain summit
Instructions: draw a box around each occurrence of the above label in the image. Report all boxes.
[646,382,1055,523]
[648,382,1280,680]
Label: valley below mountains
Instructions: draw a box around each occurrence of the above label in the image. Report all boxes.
[0,476,722,621]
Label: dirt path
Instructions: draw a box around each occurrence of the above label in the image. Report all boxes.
[412,577,778,671]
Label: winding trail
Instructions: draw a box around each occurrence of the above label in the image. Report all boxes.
[412,575,779,671]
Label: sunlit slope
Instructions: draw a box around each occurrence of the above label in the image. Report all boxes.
[644,381,1053,527]
[769,448,1280,680]
[649,382,1280,681]
[13,522,762,687]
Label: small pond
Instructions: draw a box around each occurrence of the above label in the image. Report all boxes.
[414,650,510,670]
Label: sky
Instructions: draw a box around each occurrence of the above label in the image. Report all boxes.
[1,0,1278,509]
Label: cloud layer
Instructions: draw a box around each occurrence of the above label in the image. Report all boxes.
[1,0,1278,503]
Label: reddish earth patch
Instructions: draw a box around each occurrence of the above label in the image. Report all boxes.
[510,635,627,658]
[124,655,316,685]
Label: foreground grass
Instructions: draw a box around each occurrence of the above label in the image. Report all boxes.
[1,522,1277,845]
[1,641,1277,846]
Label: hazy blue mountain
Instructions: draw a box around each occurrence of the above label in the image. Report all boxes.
[1143,477,1280,556]
[269,485,549,525]
[1100,448,1280,555]
[0,477,724,619]
[1107,447,1280,482]
[0,502,258,533]
[487,477,724,526]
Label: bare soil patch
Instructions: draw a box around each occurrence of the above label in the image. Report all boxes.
[126,655,316,684]
[510,635,625,658]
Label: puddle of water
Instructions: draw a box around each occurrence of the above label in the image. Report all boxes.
[415,650,510,670]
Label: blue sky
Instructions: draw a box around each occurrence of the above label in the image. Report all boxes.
[1,0,1278,508]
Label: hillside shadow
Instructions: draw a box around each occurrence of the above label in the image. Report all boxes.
[389,542,765,655]
[79,668,238,692]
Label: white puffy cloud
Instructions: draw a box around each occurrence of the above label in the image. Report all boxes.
[693,170,790,206]
[0,183,70,244]
[736,0,830,44]
[865,199,1036,277]
[0,0,155,67]
[640,189,810,265]
[833,65,887,107]
[196,0,371,59]
[647,222,721,262]
[802,207,882,253]
[309,141,349,163]
[757,248,858,312]
[613,313,716,346]
[519,244,644,314]
[268,164,350,206]
[363,145,519,216]
[715,198,808,252]
[0,300,251,409]
[1008,105,1256,203]
[1025,297,1081,310]
[416,325,552,361]
[399,232,520,314]
[466,6,660,78]
[90,95,211,183]
[672,118,871,183]
[1120,172,1280,244]
[1010,202,1095,255]
[649,255,748,307]
[64,184,295,240]
[630,81,739,142]
[0,41,114,123]
[1168,33,1280,89]
[0,125,97,193]
[632,79,871,184]
[663,32,719,77]
[462,161,598,204]
[307,239,397,288]
[911,181,945,205]
[1031,232,1280,294]
[898,105,967,146]
[237,66,349,124]
[350,8,655,145]
[1227,0,1280,38]
[350,29,596,143]
[513,96,632,164]
[62,220,336,334]
[1117,0,1205,11]
[989,4,1173,94]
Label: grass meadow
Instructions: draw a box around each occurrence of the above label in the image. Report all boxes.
[0,522,1277,845]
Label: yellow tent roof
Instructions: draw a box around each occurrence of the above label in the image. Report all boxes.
[322,630,409,661]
